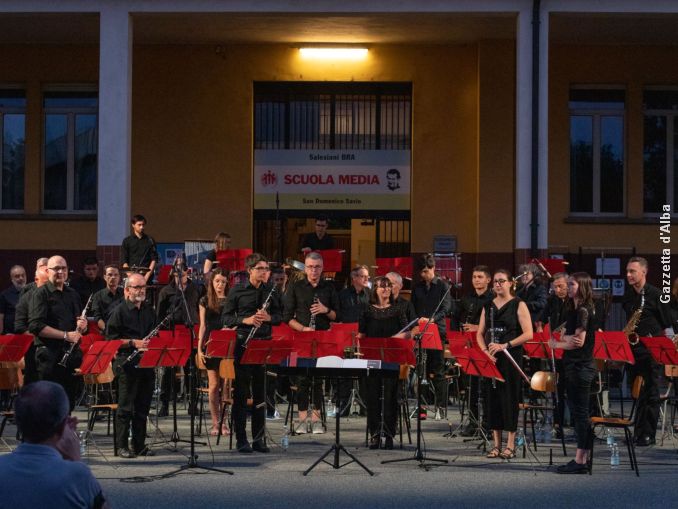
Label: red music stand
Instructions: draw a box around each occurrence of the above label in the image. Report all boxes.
[419,320,443,350]
[289,330,343,365]
[375,257,413,279]
[314,249,343,273]
[206,329,238,359]
[240,339,294,366]
[525,330,563,360]
[0,334,33,363]
[174,325,200,349]
[79,333,105,356]
[640,336,678,366]
[79,340,123,375]
[272,323,293,341]
[447,331,476,356]
[594,331,635,364]
[87,319,100,335]
[359,337,416,366]
[138,335,189,369]
[454,347,505,383]
[330,322,359,352]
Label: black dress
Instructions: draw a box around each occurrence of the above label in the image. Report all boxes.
[200,295,226,371]
[484,298,524,433]
[358,305,407,441]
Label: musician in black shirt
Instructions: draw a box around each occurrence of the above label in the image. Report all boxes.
[516,263,548,326]
[623,257,672,446]
[106,273,157,458]
[451,265,492,436]
[69,257,105,306]
[337,265,371,323]
[411,255,452,417]
[222,253,281,453]
[283,251,339,433]
[300,215,336,252]
[90,265,123,332]
[386,272,417,324]
[120,214,158,283]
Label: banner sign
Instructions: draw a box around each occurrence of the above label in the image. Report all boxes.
[254,150,410,211]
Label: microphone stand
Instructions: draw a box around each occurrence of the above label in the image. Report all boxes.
[382,284,451,470]
[162,270,233,477]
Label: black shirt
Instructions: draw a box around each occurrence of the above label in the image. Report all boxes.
[483,298,524,355]
[359,305,407,338]
[106,300,156,354]
[300,233,335,251]
[69,277,106,306]
[541,294,569,330]
[13,282,37,334]
[563,304,596,363]
[394,296,417,324]
[450,288,492,330]
[516,280,548,325]
[120,233,159,269]
[222,282,282,339]
[28,282,83,347]
[0,285,21,334]
[337,286,370,323]
[199,295,227,340]
[91,287,124,324]
[282,278,339,331]
[157,282,201,327]
[622,283,671,337]
[411,277,451,340]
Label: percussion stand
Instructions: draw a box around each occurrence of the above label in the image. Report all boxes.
[161,273,233,477]
[382,288,451,471]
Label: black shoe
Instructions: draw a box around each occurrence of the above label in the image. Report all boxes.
[635,435,655,447]
[252,441,270,453]
[118,448,136,459]
[369,436,380,450]
[158,404,169,417]
[556,460,587,474]
[460,425,478,437]
[237,441,253,453]
[136,446,155,457]
[384,436,394,450]
[555,427,564,440]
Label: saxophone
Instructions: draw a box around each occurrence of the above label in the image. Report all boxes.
[624,289,645,346]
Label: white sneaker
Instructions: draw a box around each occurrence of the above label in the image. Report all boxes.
[312,421,325,434]
[294,421,307,434]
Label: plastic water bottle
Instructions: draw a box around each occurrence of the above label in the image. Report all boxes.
[543,416,552,444]
[606,428,616,447]
[610,443,620,469]
[281,426,290,451]
[516,427,525,448]
[78,431,87,456]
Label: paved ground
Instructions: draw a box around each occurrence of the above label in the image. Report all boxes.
[3,399,676,509]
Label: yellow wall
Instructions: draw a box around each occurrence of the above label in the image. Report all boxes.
[549,44,678,253]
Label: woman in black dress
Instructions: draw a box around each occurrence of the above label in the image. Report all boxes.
[358,276,408,450]
[551,272,596,474]
[198,268,229,435]
[476,269,533,459]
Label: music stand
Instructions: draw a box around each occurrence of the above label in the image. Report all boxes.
[640,337,678,366]
[594,331,635,364]
[0,334,33,363]
[241,339,294,447]
[524,332,563,361]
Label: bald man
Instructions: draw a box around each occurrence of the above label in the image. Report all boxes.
[28,256,87,410]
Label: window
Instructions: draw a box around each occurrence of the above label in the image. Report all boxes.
[0,90,26,211]
[43,90,98,212]
[643,89,678,214]
[254,82,411,150]
[569,88,625,215]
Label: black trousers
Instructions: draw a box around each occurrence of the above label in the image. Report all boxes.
[35,343,79,411]
[366,375,398,438]
[564,359,597,449]
[486,351,522,432]
[23,343,39,386]
[113,357,155,453]
[295,376,323,412]
[233,363,265,444]
[628,344,661,439]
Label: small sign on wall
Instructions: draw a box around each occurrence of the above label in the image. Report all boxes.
[433,235,457,253]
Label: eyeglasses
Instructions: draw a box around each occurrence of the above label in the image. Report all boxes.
[376,283,392,289]
[356,274,370,279]
[305,265,323,271]
[48,266,67,273]
[129,285,146,290]
[493,279,508,286]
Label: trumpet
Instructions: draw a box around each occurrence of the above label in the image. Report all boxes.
[121,313,172,367]
[58,293,93,369]
[242,285,277,349]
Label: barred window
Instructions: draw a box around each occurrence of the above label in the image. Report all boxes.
[0,90,26,211]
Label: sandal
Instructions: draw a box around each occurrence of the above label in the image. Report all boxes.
[221,426,231,436]
[500,447,516,459]
[486,447,501,458]
[209,427,220,436]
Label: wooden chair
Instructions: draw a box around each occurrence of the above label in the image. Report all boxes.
[519,370,566,458]
[216,358,235,447]
[85,363,118,457]
[659,365,678,446]
[195,353,210,436]
[589,375,643,477]
[0,361,23,450]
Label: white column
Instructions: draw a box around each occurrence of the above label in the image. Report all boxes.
[538,9,549,250]
[515,6,533,251]
[97,6,132,246]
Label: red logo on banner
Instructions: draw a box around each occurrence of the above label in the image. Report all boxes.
[261,170,277,187]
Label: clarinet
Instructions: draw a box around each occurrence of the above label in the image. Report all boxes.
[58,294,93,368]
[121,313,172,367]
[242,285,276,349]
[308,296,319,330]
[490,306,497,388]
